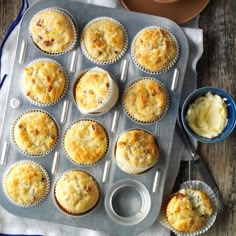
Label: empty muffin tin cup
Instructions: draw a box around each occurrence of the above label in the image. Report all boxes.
[105,179,151,225]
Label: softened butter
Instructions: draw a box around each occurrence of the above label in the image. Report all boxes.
[186,92,228,138]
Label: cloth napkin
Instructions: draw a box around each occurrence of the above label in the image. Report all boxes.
[0,0,203,235]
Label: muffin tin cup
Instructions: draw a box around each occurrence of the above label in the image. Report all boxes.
[3,160,50,208]
[73,67,119,115]
[122,77,170,124]
[81,16,129,65]
[11,109,59,157]
[114,128,159,175]
[159,180,218,236]
[22,58,69,107]
[63,119,109,166]
[105,179,151,225]
[29,7,78,55]
[53,169,101,216]
[131,26,179,74]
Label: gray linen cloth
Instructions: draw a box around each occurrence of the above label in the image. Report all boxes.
[0,0,203,235]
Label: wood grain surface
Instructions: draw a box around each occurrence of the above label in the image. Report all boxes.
[0,0,235,235]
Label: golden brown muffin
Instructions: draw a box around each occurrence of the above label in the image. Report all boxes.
[63,120,108,165]
[13,111,58,155]
[166,189,214,232]
[81,17,127,63]
[3,161,49,206]
[123,78,169,123]
[23,59,67,105]
[54,170,100,215]
[115,129,159,174]
[74,68,119,114]
[132,27,178,73]
[30,8,76,54]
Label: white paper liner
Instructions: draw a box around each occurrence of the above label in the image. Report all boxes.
[159,180,218,236]
[53,169,100,216]
[81,16,128,65]
[73,67,119,115]
[114,128,159,175]
[63,119,109,166]
[3,160,50,208]
[22,58,69,106]
[12,109,59,157]
[122,77,170,124]
[29,7,77,55]
[131,26,179,74]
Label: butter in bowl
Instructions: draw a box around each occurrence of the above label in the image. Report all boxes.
[181,87,236,143]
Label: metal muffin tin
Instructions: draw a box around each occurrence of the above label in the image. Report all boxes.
[0,0,189,235]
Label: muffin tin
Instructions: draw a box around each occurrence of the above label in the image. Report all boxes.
[0,0,189,235]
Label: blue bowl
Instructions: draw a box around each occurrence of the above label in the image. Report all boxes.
[181,87,236,143]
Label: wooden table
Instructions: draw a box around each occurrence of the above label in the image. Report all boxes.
[0,0,235,235]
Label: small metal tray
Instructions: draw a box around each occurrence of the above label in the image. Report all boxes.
[0,0,189,235]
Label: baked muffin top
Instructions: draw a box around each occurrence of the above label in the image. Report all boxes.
[82,18,126,62]
[75,70,110,110]
[55,170,100,214]
[30,9,75,53]
[123,79,168,122]
[23,60,66,105]
[132,27,177,72]
[4,162,49,206]
[63,120,108,165]
[116,129,159,169]
[13,111,58,155]
[166,189,213,232]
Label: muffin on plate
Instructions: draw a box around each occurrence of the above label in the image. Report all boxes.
[22,59,68,106]
[166,189,213,232]
[63,119,109,165]
[29,8,76,54]
[74,67,119,114]
[54,170,100,215]
[81,17,128,64]
[12,110,58,156]
[131,27,178,73]
[123,78,169,123]
[3,161,50,207]
[115,129,159,174]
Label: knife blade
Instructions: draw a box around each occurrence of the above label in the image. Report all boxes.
[176,118,225,212]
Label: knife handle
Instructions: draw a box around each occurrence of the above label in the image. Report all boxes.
[193,156,225,212]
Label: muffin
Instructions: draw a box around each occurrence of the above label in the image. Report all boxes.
[123,78,169,123]
[29,8,76,54]
[12,110,58,156]
[22,59,68,106]
[54,170,100,215]
[81,17,128,64]
[166,189,214,232]
[63,119,108,165]
[131,27,178,73]
[74,67,119,114]
[115,129,159,174]
[3,161,50,207]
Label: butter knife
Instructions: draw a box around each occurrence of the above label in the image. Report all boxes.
[176,118,225,212]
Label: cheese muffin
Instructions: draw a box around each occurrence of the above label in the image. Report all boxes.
[12,110,58,156]
[3,161,49,207]
[115,129,159,174]
[132,27,178,73]
[22,59,67,105]
[74,68,119,114]
[166,189,214,232]
[30,8,76,54]
[123,78,169,123]
[81,17,128,64]
[63,120,108,165]
[54,170,100,215]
